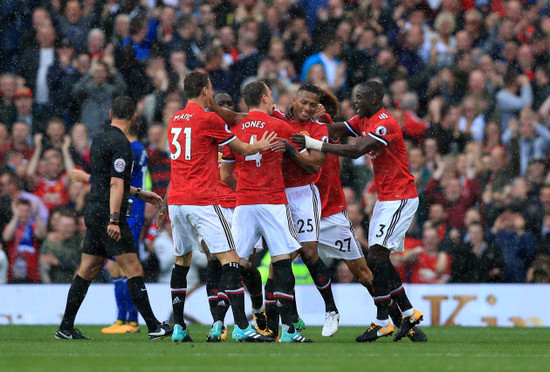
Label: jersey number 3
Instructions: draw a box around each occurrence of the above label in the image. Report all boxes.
[170,127,192,160]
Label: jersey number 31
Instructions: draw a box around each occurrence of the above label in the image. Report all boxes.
[170,127,191,160]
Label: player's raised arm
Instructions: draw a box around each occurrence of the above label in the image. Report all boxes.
[292,133,383,159]
[206,94,246,126]
[227,131,277,156]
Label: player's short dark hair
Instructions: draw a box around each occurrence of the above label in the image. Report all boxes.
[184,71,209,99]
[242,81,268,108]
[111,96,136,120]
[360,81,384,105]
[297,83,322,97]
[128,117,142,137]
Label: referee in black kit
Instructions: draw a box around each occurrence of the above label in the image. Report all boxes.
[56,96,173,340]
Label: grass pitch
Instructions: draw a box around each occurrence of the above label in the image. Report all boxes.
[1,326,549,372]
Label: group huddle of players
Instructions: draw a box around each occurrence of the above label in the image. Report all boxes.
[158,71,427,343]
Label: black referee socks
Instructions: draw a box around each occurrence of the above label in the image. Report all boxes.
[127,276,160,331]
[60,275,91,330]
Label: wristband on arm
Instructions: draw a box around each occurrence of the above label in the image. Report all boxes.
[304,136,324,151]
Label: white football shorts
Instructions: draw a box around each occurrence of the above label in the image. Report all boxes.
[285,183,321,243]
[169,204,235,256]
[232,204,301,259]
[368,197,419,253]
[318,210,364,260]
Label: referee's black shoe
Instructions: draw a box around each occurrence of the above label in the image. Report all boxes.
[148,321,173,340]
[55,328,92,340]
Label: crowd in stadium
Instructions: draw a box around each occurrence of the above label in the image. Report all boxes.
[0,0,549,286]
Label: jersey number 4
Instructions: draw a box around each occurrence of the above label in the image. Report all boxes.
[170,127,191,160]
[245,135,262,167]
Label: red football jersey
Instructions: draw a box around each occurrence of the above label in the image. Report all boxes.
[410,252,451,284]
[218,145,237,208]
[315,120,347,218]
[229,111,294,206]
[33,176,69,210]
[167,103,236,206]
[272,108,329,188]
[345,108,418,201]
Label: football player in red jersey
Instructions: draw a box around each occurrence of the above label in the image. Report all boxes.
[161,72,276,343]
[207,84,341,337]
[293,81,425,343]
[221,81,311,342]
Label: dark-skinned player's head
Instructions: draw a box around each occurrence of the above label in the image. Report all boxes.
[242,81,272,114]
[184,71,211,99]
[111,96,136,120]
[214,92,234,110]
[293,84,322,122]
[355,81,384,118]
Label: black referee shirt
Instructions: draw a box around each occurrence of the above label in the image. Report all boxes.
[87,125,132,213]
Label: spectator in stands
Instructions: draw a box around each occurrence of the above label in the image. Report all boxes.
[0,74,17,125]
[146,123,170,198]
[509,109,550,177]
[0,122,33,163]
[401,91,428,145]
[425,155,479,229]
[18,23,58,118]
[487,207,536,283]
[86,29,106,60]
[2,198,46,283]
[204,44,233,95]
[69,123,91,170]
[495,70,533,130]
[13,87,47,136]
[526,255,550,283]
[458,96,486,142]
[39,211,82,283]
[424,103,469,155]
[26,133,74,211]
[54,0,103,53]
[72,60,127,139]
[168,14,202,70]
[47,38,78,123]
[231,32,261,98]
[283,16,314,73]
[301,34,345,92]
[450,222,504,283]
[407,227,451,284]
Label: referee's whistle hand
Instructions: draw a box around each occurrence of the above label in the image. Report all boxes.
[107,224,121,242]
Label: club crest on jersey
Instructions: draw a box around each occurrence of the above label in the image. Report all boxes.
[376,126,387,136]
[114,158,126,172]
[366,151,379,160]
[299,130,310,136]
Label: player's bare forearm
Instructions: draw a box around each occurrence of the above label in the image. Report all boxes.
[283,140,323,174]
[221,161,237,190]
[210,101,245,126]
[293,134,381,159]
[327,122,353,139]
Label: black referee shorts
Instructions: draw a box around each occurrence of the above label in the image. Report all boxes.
[83,203,136,258]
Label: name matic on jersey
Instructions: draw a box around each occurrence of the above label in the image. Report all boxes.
[173,113,194,121]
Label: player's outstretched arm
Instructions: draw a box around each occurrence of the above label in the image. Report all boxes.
[292,134,383,159]
[228,131,277,156]
[130,186,163,207]
[326,122,354,140]
[207,96,246,126]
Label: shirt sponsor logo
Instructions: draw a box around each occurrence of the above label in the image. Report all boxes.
[114,158,126,173]
[241,120,265,129]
